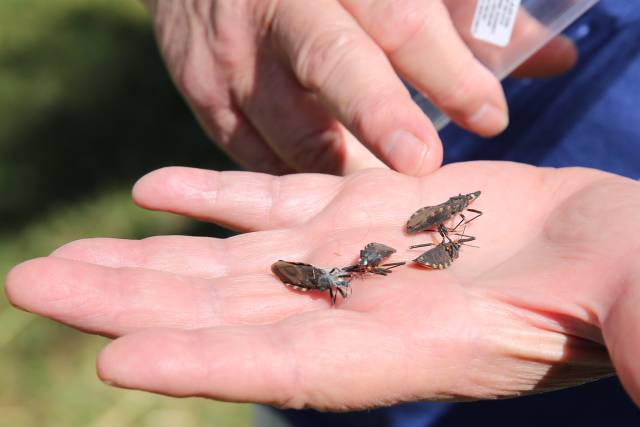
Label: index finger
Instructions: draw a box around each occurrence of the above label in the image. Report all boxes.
[271,0,443,175]
[341,0,509,136]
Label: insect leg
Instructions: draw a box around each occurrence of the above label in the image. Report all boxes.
[441,229,454,244]
[447,215,466,233]
[463,208,483,224]
[452,232,475,239]
[380,262,406,269]
[337,286,349,299]
[409,242,435,249]
[375,262,405,274]
[371,268,389,276]
[458,236,477,246]
[329,287,337,305]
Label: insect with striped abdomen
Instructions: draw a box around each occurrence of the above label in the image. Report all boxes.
[271,260,352,305]
[406,191,482,236]
[344,242,405,276]
[410,235,476,269]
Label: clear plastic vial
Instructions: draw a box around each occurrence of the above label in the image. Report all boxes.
[413,0,600,130]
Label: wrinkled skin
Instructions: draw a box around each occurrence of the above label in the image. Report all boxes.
[6,162,640,410]
[143,0,576,175]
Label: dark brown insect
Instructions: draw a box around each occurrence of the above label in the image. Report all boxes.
[410,236,476,269]
[344,242,405,276]
[271,260,352,304]
[406,191,482,235]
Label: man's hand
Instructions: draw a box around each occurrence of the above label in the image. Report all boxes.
[6,163,640,410]
[143,0,576,175]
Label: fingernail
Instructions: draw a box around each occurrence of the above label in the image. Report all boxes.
[102,379,114,386]
[555,35,577,56]
[469,103,509,134]
[383,130,428,175]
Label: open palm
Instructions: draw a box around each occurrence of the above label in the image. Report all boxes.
[6,162,640,410]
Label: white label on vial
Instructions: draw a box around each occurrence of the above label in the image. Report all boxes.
[471,0,521,47]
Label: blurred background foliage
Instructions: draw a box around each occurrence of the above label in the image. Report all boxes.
[1,0,250,425]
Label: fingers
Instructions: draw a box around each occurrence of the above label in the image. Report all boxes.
[151,1,293,175]
[98,327,298,404]
[340,0,508,136]
[232,51,386,174]
[132,167,342,232]
[96,312,421,410]
[5,257,322,336]
[271,0,443,175]
[511,35,577,78]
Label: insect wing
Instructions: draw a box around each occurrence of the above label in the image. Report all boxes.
[361,242,396,266]
[413,244,452,269]
[446,196,468,215]
[447,191,482,215]
[406,203,451,233]
[271,261,318,288]
[467,191,481,202]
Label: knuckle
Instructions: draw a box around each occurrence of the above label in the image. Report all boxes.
[433,56,485,116]
[172,3,253,110]
[175,46,225,109]
[294,27,362,92]
[208,107,241,143]
[366,0,432,53]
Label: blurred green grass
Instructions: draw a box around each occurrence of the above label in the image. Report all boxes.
[1,1,250,426]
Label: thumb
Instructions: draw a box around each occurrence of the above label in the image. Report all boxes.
[602,267,640,405]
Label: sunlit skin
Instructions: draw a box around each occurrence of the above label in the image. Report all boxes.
[6,162,640,410]
[143,0,577,175]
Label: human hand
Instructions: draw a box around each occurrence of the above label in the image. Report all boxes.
[143,0,576,175]
[6,162,640,410]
